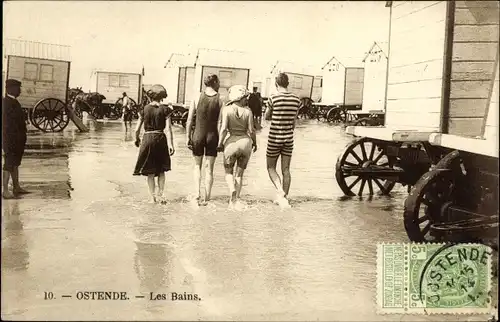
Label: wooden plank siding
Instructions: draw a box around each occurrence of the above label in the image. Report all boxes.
[344,68,364,105]
[385,1,447,131]
[199,66,249,102]
[183,67,196,106]
[177,67,187,104]
[447,0,500,137]
[483,57,499,141]
[7,56,69,109]
[95,72,141,104]
[311,76,323,102]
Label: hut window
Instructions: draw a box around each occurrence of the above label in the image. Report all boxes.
[109,75,119,87]
[119,75,129,87]
[24,62,38,80]
[313,78,322,88]
[219,71,233,88]
[39,64,54,82]
[292,77,303,89]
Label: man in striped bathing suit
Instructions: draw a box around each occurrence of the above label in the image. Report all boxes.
[264,73,301,208]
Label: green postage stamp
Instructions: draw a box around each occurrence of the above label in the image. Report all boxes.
[377,243,494,314]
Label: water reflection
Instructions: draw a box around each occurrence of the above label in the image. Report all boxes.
[23,133,73,200]
[133,212,174,293]
[1,201,29,271]
[264,219,291,296]
[124,130,133,142]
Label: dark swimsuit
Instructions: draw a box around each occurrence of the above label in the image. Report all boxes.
[191,93,221,157]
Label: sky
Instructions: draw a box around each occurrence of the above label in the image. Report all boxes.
[3,1,390,90]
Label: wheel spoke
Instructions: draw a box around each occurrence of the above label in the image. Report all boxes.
[373,150,385,163]
[358,179,366,196]
[368,179,374,195]
[421,223,431,236]
[418,214,429,224]
[347,177,362,190]
[360,142,368,161]
[421,197,432,206]
[349,150,363,164]
[373,178,386,192]
[344,161,358,167]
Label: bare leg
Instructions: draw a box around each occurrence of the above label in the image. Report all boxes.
[157,172,166,203]
[147,174,156,203]
[12,167,24,191]
[281,155,292,197]
[193,156,203,200]
[2,170,14,198]
[224,167,237,204]
[234,166,245,199]
[266,156,285,198]
[204,156,216,202]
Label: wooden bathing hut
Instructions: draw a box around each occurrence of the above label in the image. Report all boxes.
[336,0,499,245]
[321,56,365,108]
[89,68,143,106]
[191,48,253,103]
[264,60,322,103]
[361,41,389,112]
[163,53,196,105]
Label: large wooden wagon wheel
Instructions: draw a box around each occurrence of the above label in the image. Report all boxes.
[335,137,397,196]
[181,111,189,128]
[298,97,313,119]
[71,100,83,119]
[114,98,138,120]
[326,107,347,124]
[31,98,70,132]
[403,168,458,242]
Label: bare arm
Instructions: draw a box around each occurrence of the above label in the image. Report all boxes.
[247,110,257,148]
[293,107,300,130]
[135,113,144,140]
[186,99,196,143]
[166,114,174,148]
[165,114,175,155]
[217,108,229,149]
[264,97,272,121]
[217,101,224,132]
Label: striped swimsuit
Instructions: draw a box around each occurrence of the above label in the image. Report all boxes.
[266,91,301,158]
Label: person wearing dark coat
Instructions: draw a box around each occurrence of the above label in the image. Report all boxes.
[248,87,263,127]
[2,79,30,199]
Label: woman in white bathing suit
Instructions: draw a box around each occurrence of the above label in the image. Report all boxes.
[217,85,257,207]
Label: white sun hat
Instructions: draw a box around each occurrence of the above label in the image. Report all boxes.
[227,85,250,104]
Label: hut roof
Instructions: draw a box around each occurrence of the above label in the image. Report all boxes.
[193,48,251,69]
[270,60,322,77]
[321,56,364,70]
[164,53,196,68]
[361,41,389,62]
[92,68,142,75]
[3,38,71,61]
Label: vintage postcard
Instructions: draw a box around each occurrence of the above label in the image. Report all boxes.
[2,0,498,321]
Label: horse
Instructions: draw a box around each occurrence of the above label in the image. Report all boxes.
[68,87,107,118]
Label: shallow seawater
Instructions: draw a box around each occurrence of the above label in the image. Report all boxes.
[1,118,496,321]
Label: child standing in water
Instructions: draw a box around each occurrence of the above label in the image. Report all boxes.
[133,84,175,203]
